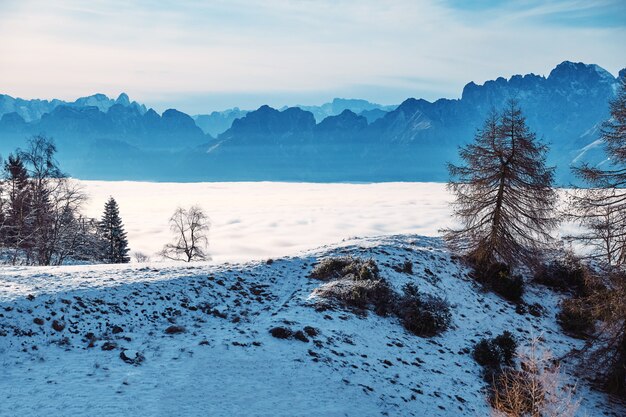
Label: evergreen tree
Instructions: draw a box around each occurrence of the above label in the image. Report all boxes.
[99,197,130,263]
[444,100,558,269]
[2,153,33,251]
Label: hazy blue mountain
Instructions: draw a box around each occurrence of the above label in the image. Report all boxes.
[208,61,622,183]
[193,107,249,137]
[314,110,368,139]
[358,108,389,123]
[0,102,209,181]
[192,98,394,137]
[0,92,147,123]
[289,98,396,123]
[0,61,622,182]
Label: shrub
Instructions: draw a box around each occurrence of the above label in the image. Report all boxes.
[310,257,394,315]
[133,251,151,263]
[490,368,539,416]
[164,325,186,334]
[534,253,588,296]
[557,298,595,337]
[312,277,395,316]
[494,332,517,364]
[393,260,413,274]
[311,257,452,337]
[489,339,579,417]
[476,262,524,302]
[269,326,293,339]
[473,334,580,416]
[473,331,517,372]
[310,257,351,280]
[395,283,451,337]
[310,257,380,281]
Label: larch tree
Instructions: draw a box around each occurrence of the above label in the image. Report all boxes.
[568,77,626,396]
[570,77,626,269]
[99,197,130,263]
[444,100,558,269]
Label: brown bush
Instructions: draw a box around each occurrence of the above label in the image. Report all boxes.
[312,277,395,316]
[489,338,579,417]
[556,298,595,338]
[395,283,451,337]
[310,257,380,281]
[475,262,525,302]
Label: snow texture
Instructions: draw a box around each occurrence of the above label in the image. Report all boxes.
[1,235,623,416]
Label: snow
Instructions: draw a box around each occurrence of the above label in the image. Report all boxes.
[79,181,454,263]
[1,235,623,416]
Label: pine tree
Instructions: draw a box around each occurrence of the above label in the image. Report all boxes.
[571,78,626,268]
[99,197,130,263]
[444,100,558,269]
[2,154,33,251]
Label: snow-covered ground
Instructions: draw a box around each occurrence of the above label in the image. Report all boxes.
[80,181,454,263]
[1,235,623,416]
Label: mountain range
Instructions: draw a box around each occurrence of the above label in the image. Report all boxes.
[192,98,394,137]
[0,61,623,183]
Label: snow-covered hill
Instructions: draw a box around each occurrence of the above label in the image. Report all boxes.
[1,235,623,416]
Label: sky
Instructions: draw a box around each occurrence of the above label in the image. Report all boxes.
[0,0,624,114]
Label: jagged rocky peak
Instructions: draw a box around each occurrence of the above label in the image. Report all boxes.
[461,61,618,102]
[143,108,160,122]
[393,98,428,115]
[107,102,141,119]
[161,108,197,127]
[280,107,317,129]
[72,93,113,111]
[548,61,616,85]
[116,92,131,106]
[316,109,368,132]
[224,105,316,138]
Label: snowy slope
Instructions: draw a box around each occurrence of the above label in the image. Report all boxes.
[1,235,623,416]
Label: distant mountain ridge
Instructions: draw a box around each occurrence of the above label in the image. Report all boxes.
[206,61,623,182]
[286,98,396,123]
[0,61,623,182]
[0,93,147,123]
[192,98,394,137]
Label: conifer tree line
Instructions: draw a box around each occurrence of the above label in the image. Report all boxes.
[0,135,130,265]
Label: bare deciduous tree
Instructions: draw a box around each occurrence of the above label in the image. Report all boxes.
[160,206,211,262]
[133,251,150,263]
[444,100,558,269]
[44,179,90,265]
[569,78,626,269]
[566,269,626,396]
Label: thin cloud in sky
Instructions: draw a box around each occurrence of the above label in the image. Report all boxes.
[0,0,624,113]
